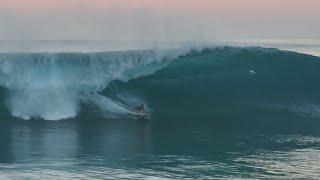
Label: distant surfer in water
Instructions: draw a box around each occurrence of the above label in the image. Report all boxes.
[134,104,145,114]
[249,70,256,76]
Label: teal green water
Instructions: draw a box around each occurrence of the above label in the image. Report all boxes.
[1,47,320,179]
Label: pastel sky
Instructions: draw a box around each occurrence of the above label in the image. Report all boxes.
[0,0,319,41]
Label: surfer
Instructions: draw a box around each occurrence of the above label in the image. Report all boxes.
[134,104,145,114]
[249,70,256,76]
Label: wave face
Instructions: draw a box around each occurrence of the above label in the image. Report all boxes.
[0,46,320,121]
[104,47,320,125]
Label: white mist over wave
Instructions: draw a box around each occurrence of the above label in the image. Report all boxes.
[225,38,320,57]
[0,47,193,120]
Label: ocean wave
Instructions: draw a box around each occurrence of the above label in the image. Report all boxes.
[0,46,319,120]
[0,49,187,120]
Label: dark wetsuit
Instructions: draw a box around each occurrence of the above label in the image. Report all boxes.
[134,105,145,113]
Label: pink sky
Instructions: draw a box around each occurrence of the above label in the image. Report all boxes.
[1,0,319,14]
[0,0,319,40]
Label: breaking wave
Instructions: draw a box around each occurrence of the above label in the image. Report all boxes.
[0,46,320,121]
[0,48,188,120]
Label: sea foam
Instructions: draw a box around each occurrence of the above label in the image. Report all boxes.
[0,48,188,120]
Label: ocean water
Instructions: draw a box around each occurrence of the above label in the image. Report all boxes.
[1,42,320,179]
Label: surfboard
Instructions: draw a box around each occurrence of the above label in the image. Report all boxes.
[131,111,148,119]
[137,112,148,118]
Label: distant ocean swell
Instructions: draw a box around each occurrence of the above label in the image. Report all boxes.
[0,46,319,121]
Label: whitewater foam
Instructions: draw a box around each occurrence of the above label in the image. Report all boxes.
[0,48,189,120]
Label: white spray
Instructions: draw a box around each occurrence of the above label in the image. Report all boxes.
[0,47,193,120]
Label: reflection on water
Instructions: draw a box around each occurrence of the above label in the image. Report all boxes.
[1,117,320,179]
[0,118,150,164]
